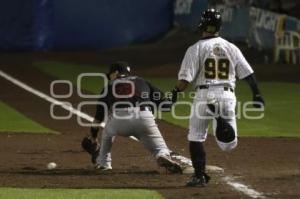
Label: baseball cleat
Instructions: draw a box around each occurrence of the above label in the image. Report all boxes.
[186,173,210,187]
[95,164,112,171]
[157,156,182,174]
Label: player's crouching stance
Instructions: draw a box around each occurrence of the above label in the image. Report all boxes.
[170,9,265,187]
[81,62,182,174]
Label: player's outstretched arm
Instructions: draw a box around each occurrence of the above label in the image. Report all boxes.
[81,87,109,164]
[243,74,265,108]
[146,81,171,110]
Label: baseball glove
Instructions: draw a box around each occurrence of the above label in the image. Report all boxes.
[81,136,100,164]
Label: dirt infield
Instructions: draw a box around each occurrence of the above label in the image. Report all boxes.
[0,49,300,199]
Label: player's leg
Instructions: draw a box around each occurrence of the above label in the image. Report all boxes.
[187,141,210,185]
[95,111,136,170]
[134,111,169,156]
[95,127,114,170]
[211,99,238,151]
[213,117,237,151]
[186,100,211,187]
[134,111,182,173]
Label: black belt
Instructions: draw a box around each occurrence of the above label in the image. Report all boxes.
[198,85,234,92]
[139,106,151,111]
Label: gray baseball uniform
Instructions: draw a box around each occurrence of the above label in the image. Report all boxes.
[97,108,170,168]
[94,76,172,169]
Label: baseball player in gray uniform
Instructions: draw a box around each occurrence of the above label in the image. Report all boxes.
[81,62,182,173]
[170,9,265,186]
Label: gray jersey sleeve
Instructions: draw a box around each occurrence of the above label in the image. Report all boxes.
[178,46,199,82]
[235,47,253,79]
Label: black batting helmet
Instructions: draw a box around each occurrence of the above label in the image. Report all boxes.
[107,61,131,78]
[197,8,222,34]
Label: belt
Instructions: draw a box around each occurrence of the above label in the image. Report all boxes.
[198,85,234,92]
[139,106,151,111]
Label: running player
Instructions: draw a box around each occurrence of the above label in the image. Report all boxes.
[171,8,265,187]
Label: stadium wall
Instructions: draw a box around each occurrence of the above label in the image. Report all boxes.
[219,5,300,50]
[0,0,174,51]
[174,0,208,29]
[174,2,300,50]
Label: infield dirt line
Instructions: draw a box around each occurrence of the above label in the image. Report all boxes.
[0,69,267,199]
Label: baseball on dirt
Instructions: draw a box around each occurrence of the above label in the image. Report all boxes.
[47,162,57,170]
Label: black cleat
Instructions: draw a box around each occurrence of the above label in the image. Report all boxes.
[186,173,210,187]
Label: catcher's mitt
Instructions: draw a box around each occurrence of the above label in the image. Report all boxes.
[81,136,100,164]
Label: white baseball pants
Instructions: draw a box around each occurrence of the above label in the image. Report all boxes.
[188,86,238,151]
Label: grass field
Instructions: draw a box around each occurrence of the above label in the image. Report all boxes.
[34,61,300,137]
[0,101,53,134]
[0,188,163,199]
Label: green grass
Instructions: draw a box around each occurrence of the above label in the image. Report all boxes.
[34,61,300,137]
[33,61,106,94]
[0,101,54,134]
[0,188,163,199]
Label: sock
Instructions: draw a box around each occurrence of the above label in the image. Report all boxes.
[189,141,206,177]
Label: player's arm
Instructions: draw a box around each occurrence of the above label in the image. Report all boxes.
[90,102,105,139]
[146,81,173,111]
[243,73,265,108]
[175,80,190,91]
[170,80,190,103]
[234,46,265,108]
[171,46,197,103]
[81,86,111,164]
[90,87,112,138]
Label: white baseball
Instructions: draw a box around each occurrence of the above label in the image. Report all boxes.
[47,162,57,170]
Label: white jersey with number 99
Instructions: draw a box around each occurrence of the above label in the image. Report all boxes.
[178,37,253,89]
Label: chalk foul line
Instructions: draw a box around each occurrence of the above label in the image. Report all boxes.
[223,176,266,199]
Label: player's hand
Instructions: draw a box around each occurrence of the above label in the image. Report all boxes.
[170,87,180,104]
[252,94,265,108]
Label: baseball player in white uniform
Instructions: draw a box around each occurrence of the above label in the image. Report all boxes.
[170,8,265,187]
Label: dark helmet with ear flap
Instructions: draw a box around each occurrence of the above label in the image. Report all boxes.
[198,8,222,34]
[106,61,131,79]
